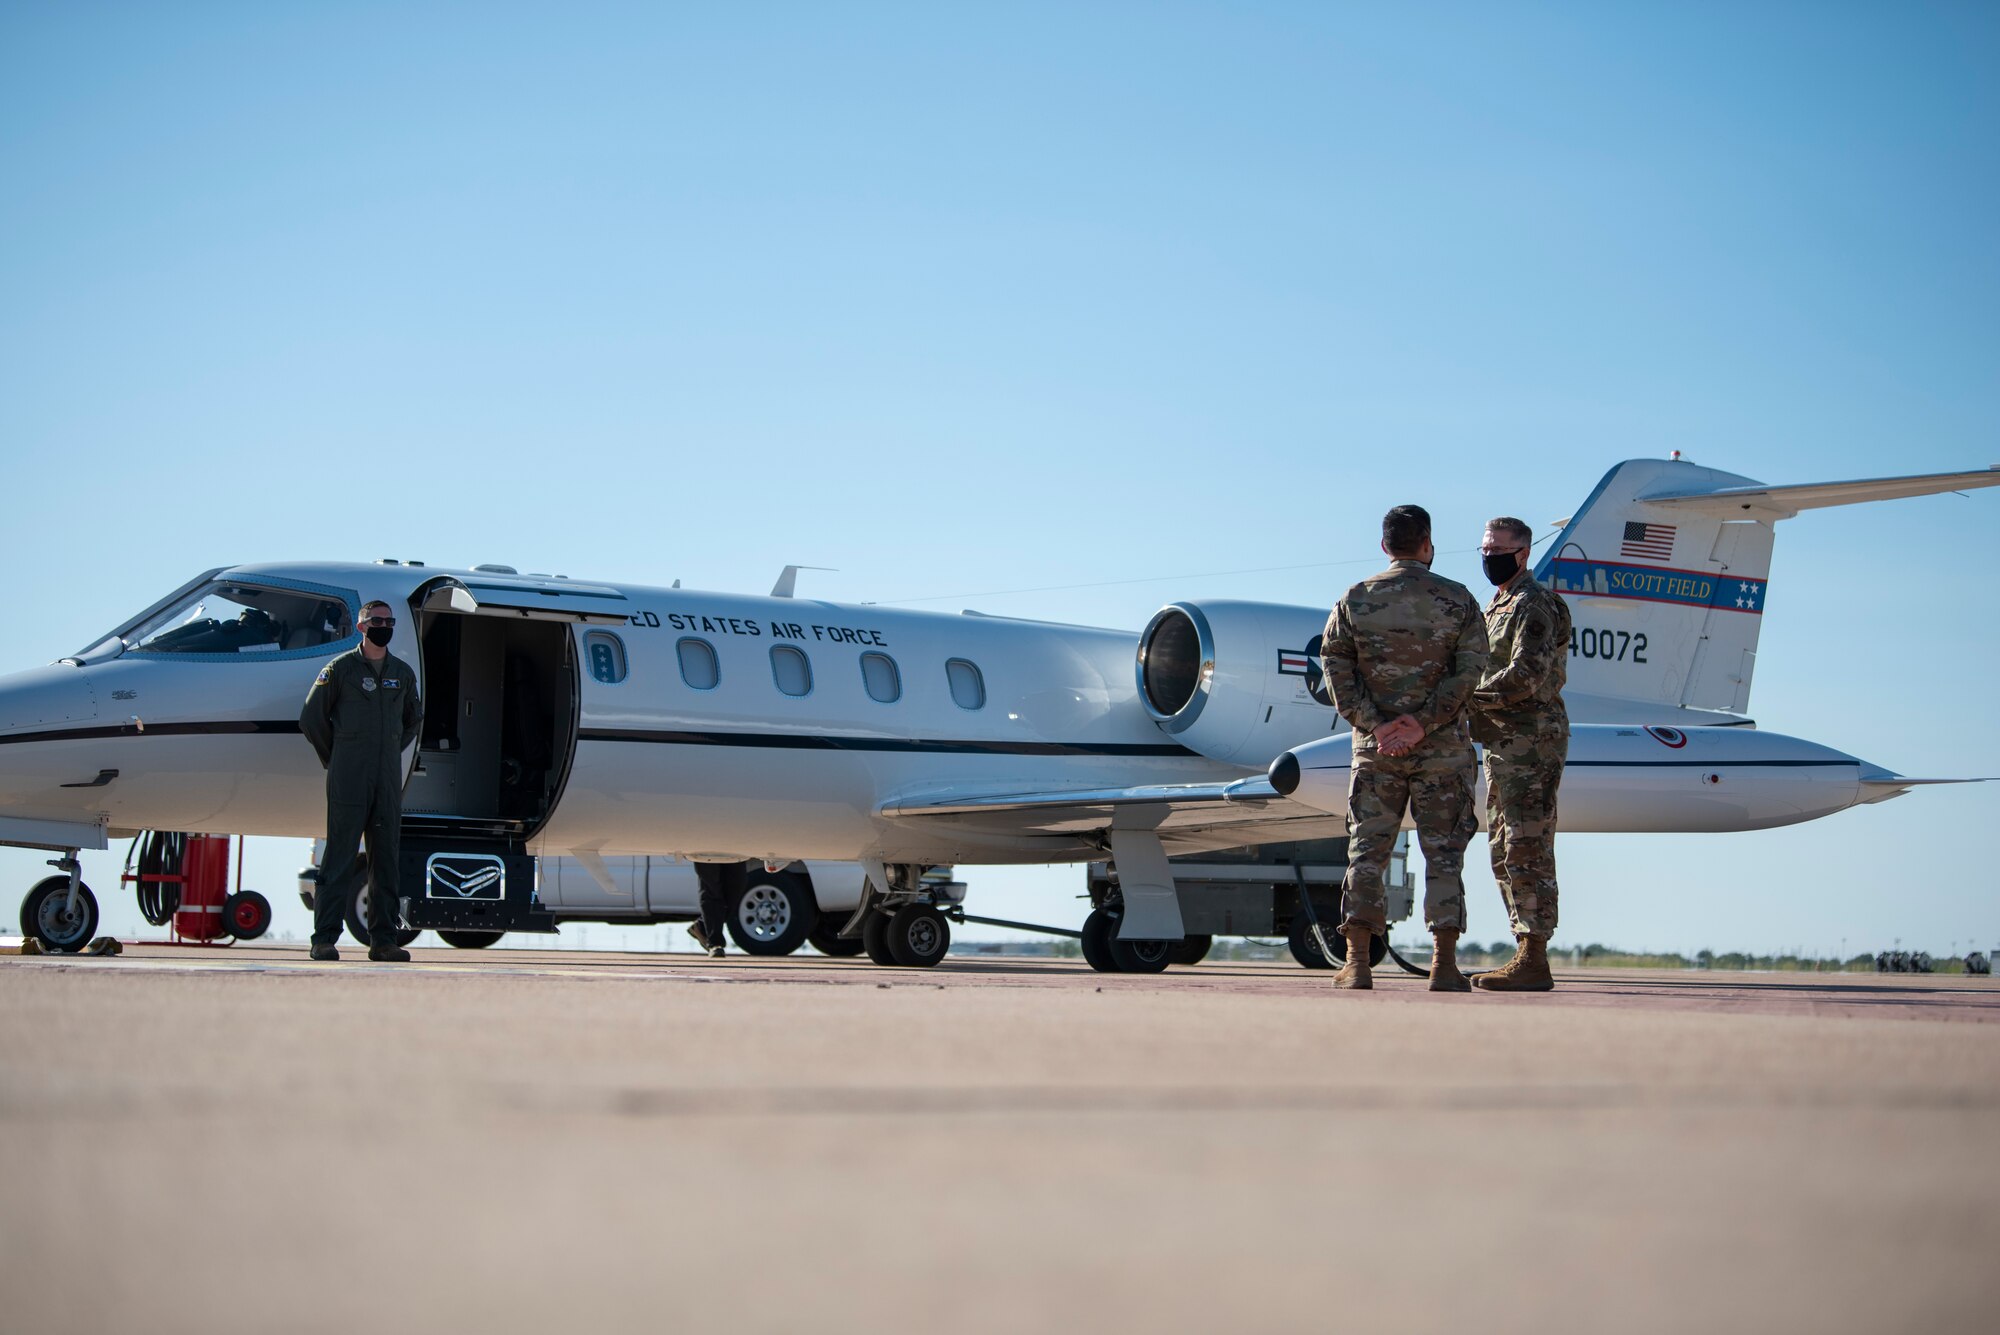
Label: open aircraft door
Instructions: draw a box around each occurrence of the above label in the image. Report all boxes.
[417,574,636,626]
[402,574,632,843]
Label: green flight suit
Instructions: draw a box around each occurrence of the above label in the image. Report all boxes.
[300,646,423,947]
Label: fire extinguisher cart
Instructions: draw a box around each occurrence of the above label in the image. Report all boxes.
[111,831,274,947]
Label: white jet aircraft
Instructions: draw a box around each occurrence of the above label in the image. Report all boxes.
[1,456,1992,965]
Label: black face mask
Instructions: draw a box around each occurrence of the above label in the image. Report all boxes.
[365,625,394,647]
[1482,551,1523,586]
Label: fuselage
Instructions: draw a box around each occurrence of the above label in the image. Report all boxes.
[0,562,1330,864]
[0,556,1914,863]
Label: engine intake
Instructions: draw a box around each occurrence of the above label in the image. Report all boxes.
[1135,600,1340,769]
[1137,605,1213,728]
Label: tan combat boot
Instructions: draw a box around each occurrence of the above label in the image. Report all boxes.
[1474,934,1554,992]
[1331,923,1374,990]
[1429,928,1471,993]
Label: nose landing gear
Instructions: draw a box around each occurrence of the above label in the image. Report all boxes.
[19,858,99,954]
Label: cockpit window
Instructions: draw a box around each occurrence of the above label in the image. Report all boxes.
[127,582,353,657]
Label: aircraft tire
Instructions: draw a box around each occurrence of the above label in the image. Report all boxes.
[1287,916,1334,969]
[20,875,69,937]
[1107,935,1173,974]
[346,880,421,949]
[808,918,865,957]
[225,889,273,941]
[1287,917,1386,969]
[726,872,816,956]
[1079,908,1119,972]
[884,905,950,968]
[862,911,898,966]
[439,930,504,949]
[22,877,98,953]
[1167,934,1213,966]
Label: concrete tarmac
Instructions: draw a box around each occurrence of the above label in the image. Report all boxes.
[3,945,1996,1333]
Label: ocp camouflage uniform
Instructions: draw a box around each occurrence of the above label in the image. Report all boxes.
[300,647,423,949]
[1470,571,1571,940]
[1322,560,1489,934]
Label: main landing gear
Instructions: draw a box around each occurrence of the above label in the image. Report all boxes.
[1080,905,1187,974]
[1079,900,1386,974]
[835,866,956,969]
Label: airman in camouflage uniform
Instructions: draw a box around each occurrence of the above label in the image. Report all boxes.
[1322,505,1489,991]
[1469,516,1571,992]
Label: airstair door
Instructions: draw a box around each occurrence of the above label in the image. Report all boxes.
[404,576,628,839]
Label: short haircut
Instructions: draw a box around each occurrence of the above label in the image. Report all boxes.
[1485,516,1532,547]
[1381,505,1431,557]
[360,600,392,616]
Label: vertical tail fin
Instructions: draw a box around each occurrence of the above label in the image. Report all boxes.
[1537,458,1999,719]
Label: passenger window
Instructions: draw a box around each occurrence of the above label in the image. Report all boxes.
[677,638,719,690]
[585,632,628,685]
[946,658,985,710]
[771,644,813,697]
[860,652,901,703]
[127,581,351,656]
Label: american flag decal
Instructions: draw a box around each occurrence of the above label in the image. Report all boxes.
[1620,521,1676,560]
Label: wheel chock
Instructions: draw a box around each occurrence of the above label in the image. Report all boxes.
[83,937,124,957]
[13,937,44,955]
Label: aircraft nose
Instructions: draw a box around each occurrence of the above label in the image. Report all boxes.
[0,664,99,735]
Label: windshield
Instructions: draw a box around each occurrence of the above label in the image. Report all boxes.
[125,581,353,656]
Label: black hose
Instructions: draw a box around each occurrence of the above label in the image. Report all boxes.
[1388,937,1498,979]
[1386,940,1431,977]
[1291,865,1490,979]
[132,830,185,926]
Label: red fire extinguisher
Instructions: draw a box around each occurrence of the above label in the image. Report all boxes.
[174,836,231,941]
[123,831,274,944]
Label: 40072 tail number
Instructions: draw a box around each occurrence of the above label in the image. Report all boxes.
[1571,627,1647,663]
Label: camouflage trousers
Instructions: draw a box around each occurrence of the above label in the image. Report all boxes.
[1483,727,1566,940]
[1341,740,1478,934]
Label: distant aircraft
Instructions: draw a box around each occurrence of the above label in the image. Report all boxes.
[1,457,1992,963]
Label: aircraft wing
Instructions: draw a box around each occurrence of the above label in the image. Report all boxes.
[1636,465,2000,518]
[877,777,1345,852]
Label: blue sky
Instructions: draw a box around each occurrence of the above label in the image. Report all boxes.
[3,3,1996,957]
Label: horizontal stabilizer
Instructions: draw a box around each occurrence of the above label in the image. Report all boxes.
[1856,775,1997,805]
[1638,465,2000,518]
[1539,457,1998,718]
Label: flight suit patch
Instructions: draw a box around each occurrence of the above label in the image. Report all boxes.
[361,677,377,692]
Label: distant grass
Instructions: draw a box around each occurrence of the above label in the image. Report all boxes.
[1400,948,1968,974]
[969,938,1984,975]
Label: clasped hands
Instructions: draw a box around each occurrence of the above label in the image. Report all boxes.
[1373,715,1425,757]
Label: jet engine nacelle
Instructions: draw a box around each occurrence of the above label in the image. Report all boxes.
[1134,600,1336,769]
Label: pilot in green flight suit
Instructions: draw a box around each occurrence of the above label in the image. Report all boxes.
[300,600,423,962]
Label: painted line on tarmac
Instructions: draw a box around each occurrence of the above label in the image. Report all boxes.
[0,955,738,982]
